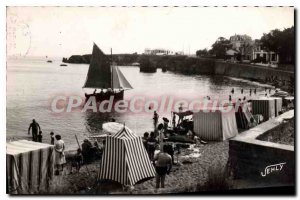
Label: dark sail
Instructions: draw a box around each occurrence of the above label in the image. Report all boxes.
[83,43,111,89]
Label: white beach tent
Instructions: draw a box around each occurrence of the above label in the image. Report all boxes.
[98,126,156,186]
[6,140,55,194]
[88,122,133,142]
[193,107,238,141]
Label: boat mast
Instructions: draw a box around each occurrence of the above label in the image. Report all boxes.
[111,48,113,91]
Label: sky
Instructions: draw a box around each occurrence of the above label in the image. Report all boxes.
[7,7,294,57]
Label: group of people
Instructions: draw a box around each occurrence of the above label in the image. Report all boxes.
[81,139,104,164]
[28,119,43,142]
[27,119,108,176]
[229,87,276,102]
[141,111,177,188]
[88,88,124,99]
[28,119,55,144]
[142,131,173,189]
[28,119,66,175]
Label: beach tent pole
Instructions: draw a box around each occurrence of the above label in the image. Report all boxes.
[75,135,91,176]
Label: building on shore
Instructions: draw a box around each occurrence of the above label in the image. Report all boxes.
[144,48,184,56]
[228,34,254,61]
[252,40,279,64]
[225,34,279,65]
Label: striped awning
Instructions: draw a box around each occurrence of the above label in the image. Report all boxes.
[98,127,156,186]
[6,140,55,194]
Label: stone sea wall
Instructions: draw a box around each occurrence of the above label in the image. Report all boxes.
[63,54,294,87]
[214,61,293,82]
[228,111,295,185]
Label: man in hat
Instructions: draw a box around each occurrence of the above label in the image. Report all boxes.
[28,119,41,142]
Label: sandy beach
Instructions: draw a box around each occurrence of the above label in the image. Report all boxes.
[43,141,229,194]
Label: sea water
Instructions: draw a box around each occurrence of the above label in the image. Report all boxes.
[7,57,271,150]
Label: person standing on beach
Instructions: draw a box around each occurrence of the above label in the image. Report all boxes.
[154,145,172,189]
[241,88,243,94]
[142,132,149,150]
[157,123,165,151]
[172,113,176,129]
[82,139,93,164]
[54,135,66,174]
[153,111,159,131]
[147,132,157,161]
[177,104,184,125]
[28,119,41,142]
[50,132,55,145]
[250,89,252,96]
[254,88,257,95]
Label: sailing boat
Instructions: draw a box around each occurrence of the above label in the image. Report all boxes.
[83,43,133,101]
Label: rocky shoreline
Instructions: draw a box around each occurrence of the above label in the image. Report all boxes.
[62,54,294,93]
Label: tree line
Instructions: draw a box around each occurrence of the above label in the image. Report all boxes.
[196,26,294,64]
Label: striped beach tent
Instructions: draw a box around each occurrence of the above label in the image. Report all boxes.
[98,126,156,186]
[193,107,238,141]
[272,97,283,117]
[6,140,55,194]
[251,97,279,121]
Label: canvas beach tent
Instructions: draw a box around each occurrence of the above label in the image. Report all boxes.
[235,103,256,130]
[88,122,133,142]
[98,126,156,186]
[193,107,238,141]
[272,97,283,117]
[6,140,55,194]
[251,97,282,121]
[102,122,133,135]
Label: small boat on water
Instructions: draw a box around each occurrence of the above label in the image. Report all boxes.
[83,43,133,102]
[60,64,68,67]
[47,60,52,63]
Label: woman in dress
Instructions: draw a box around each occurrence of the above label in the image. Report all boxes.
[54,135,66,174]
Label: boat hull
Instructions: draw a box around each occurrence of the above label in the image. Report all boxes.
[85,90,124,102]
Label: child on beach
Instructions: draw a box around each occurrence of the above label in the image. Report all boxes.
[37,131,43,143]
[50,132,54,145]
[70,148,83,174]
